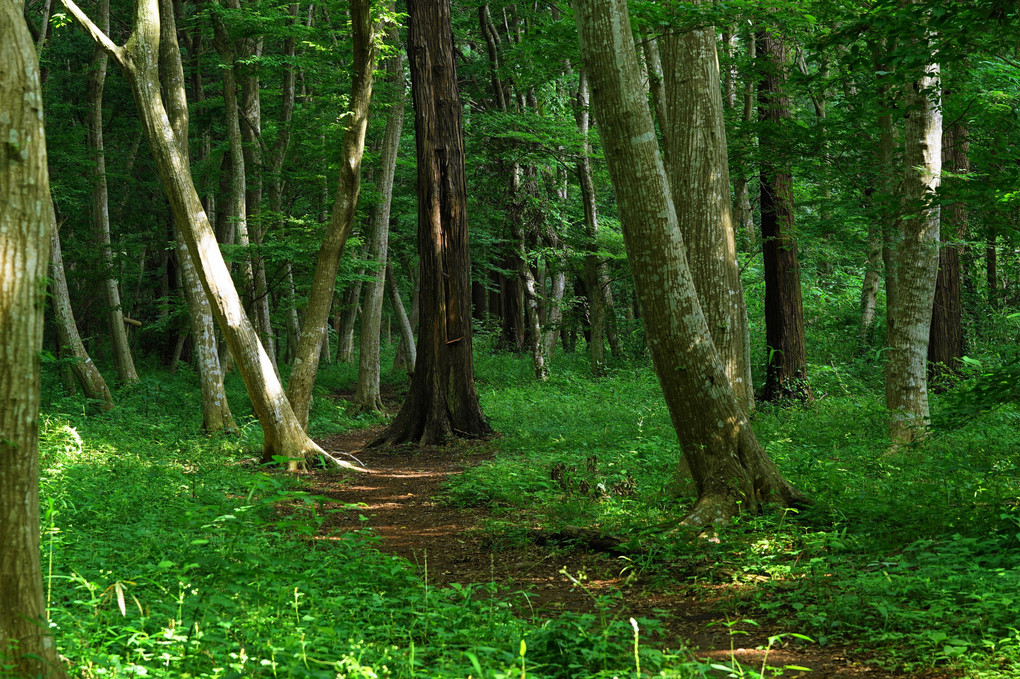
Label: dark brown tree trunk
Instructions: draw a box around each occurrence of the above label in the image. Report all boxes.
[928,122,968,382]
[374,0,490,445]
[757,26,809,402]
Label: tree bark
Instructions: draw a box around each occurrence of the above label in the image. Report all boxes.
[355,25,404,412]
[573,0,801,525]
[0,6,69,674]
[287,0,377,428]
[88,0,139,384]
[50,219,115,409]
[757,26,809,402]
[373,0,490,445]
[886,53,941,445]
[61,0,332,469]
[928,121,967,380]
[660,17,754,414]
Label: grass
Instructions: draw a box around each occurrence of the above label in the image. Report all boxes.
[25,289,1020,677]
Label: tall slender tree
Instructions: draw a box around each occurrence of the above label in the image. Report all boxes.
[757,24,809,401]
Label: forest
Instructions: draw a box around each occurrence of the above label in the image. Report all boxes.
[3,0,1020,676]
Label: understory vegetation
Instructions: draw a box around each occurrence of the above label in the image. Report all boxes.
[33,271,1020,678]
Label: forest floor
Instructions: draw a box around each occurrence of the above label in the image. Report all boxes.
[307,425,960,679]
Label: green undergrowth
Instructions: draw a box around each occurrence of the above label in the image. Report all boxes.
[34,366,752,679]
[445,334,1020,675]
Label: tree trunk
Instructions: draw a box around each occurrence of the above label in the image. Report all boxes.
[886,53,941,445]
[733,33,756,247]
[373,0,490,445]
[661,18,754,413]
[287,0,377,428]
[0,7,69,674]
[928,121,967,381]
[88,0,138,384]
[392,264,419,373]
[388,263,416,375]
[757,26,809,402]
[50,219,115,409]
[355,26,404,412]
[213,5,265,372]
[158,0,236,434]
[573,0,801,525]
[575,70,607,374]
[61,0,333,469]
[986,233,997,308]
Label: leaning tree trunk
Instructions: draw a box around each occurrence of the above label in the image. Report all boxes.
[661,17,754,414]
[61,0,335,469]
[0,7,69,675]
[88,0,138,384]
[373,0,490,446]
[928,121,967,381]
[287,0,377,428]
[886,55,941,445]
[158,0,236,434]
[387,263,416,375]
[757,25,809,402]
[573,0,801,526]
[355,26,404,412]
[50,219,115,409]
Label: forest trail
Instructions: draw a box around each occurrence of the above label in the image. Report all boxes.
[308,426,944,679]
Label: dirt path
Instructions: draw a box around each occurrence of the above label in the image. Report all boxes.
[309,427,950,678]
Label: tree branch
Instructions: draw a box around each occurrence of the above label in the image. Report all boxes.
[57,0,125,66]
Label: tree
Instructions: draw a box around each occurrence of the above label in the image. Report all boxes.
[355,22,405,412]
[88,0,139,384]
[660,13,754,413]
[886,41,941,444]
[159,0,236,434]
[928,120,968,380]
[373,0,490,446]
[571,0,801,524]
[60,0,330,468]
[49,216,115,410]
[286,0,378,429]
[0,5,69,675]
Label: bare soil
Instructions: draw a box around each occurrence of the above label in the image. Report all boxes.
[308,426,959,679]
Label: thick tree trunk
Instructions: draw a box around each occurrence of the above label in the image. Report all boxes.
[373,0,490,446]
[661,19,754,414]
[928,122,967,381]
[573,0,801,525]
[158,0,236,434]
[886,56,941,445]
[61,0,332,469]
[50,221,115,409]
[287,0,377,428]
[88,0,138,384]
[757,27,809,402]
[355,28,404,412]
[0,8,69,674]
